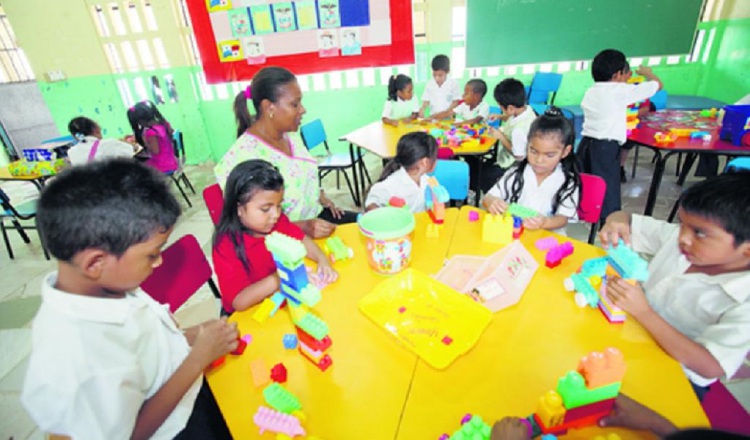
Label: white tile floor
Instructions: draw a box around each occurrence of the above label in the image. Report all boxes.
[0,150,747,438]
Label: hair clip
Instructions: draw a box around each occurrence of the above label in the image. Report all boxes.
[544,106,562,117]
[244,87,252,100]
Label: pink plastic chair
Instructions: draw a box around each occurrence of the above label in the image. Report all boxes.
[202,183,224,226]
[140,234,221,313]
[577,173,606,244]
[702,381,750,435]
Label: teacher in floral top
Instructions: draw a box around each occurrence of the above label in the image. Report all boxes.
[215,66,358,238]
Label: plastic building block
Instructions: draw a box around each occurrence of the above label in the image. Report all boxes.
[556,371,621,409]
[426,223,440,238]
[607,240,649,281]
[535,237,559,251]
[545,242,574,268]
[441,336,453,345]
[209,356,225,369]
[271,363,288,383]
[512,216,524,239]
[296,327,332,352]
[654,131,677,145]
[425,176,449,224]
[690,130,711,139]
[537,390,566,428]
[276,261,309,293]
[297,284,321,308]
[562,398,615,424]
[231,337,247,355]
[598,282,626,323]
[507,203,538,219]
[265,232,306,266]
[577,348,626,388]
[700,108,717,118]
[269,291,286,316]
[283,334,298,349]
[263,383,302,414]
[468,211,480,222]
[482,214,513,245]
[669,128,698,138]
[541,435,558,440]
[719,105,750,146]
[253,406,305,437]
[525,414,543,438]
[447,414,491,440]
[325,236,353,263]
[253,298,276,324]
[298,340,333,371]
[294,312,329,340]
[242,334,253,344]
[250,359,270,387]
[580,257,609,277]
[389,196,406,208]
[563,273,599,308]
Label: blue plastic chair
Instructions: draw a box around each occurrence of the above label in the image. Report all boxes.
[488,105,502,128]
[430,159,469,202]
[724,157,750,173]
[526,72,563,105]
[650,90,668,110]
[0,188,49,260]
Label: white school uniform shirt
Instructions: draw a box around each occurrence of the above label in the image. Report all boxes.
[366,167,429,213]
[454,101,490,122]
[421,77,461,115]
[581,81,659,144]
[496,106,537,168]
[67,135,134,165]
[22,273,201,440]
[382,97,419,120]
[486,163,579,235]
[631,215,750,387]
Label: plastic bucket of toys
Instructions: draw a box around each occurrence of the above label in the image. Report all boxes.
[358,207,415,275]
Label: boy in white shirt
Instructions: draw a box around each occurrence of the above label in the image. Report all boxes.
[419,54,461,120]
[599,173,750,400]
[67,116,136,165]
[578,49,662,220]
[453,79,490,125]
[22,159,238,440]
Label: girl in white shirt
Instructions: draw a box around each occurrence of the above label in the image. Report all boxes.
[382,74,419,126]
[67,116,135,165]
[365,132,438,213]
[482,107,581,234]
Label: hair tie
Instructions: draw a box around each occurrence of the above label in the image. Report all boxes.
[244,86,252,100]
[544,106,563,117]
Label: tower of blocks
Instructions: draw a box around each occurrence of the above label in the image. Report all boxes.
[425,176,449,224]
[527,348,626,436]
[263,232,333,372]
[563,240,649,324]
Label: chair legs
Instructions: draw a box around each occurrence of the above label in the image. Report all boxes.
[171,175,193,208]
[1,219,50,260]
[180,173,196,195]
[667,197,681,223]
[587,221,600,245]
[1,221,14,259]
[208,277,222,299]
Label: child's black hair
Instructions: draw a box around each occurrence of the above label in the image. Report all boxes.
[467,79,488,99]
[665,429,749,440]
[67,116,98,140]
[591,49,630,82]
[680,172,750,246]
[494,78,526,108]
[377,132,438,183]
[213,159,284,273]
[36,159,181,262]
[126,100,171,147]
[233,66,297,138]
[500,107,581,214]
[387,74,412,101]
[431,54,450,72]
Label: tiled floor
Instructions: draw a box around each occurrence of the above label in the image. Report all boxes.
[1,149,747,438]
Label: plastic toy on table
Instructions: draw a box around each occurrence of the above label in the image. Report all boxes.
[324,236,353,263]
[719,104,750,146]
[700,108,718,118]
[425,176,449,224]
[653,132,677,145]
[438,414,491,440]
[482,213,514,245]
[669,127,698,138]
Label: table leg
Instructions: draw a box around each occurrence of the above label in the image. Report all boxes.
[644,151,673,216]
[474,156,483,207]
[677,152,698,186]
[347,143,361,207]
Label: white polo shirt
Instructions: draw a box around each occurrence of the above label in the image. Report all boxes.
[22,273,201,440]
[631,214,750,387]
[497,106,537,167]
[581,81,659,144]
[421,77,461,115]
[366,167,429,213]
[454,101,490,122]
[67,136,134,165]
[485,163,579,234]
[382,97,419,120]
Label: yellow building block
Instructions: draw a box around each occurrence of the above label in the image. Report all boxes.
[537,390,566,427]
[252,298,276,324]
[482,213,513,245]
[426,223,441,239]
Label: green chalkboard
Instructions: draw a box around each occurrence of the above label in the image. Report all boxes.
[466,0,703,67]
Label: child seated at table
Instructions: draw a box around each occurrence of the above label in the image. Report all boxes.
[67,116,136,165]
[382,74,419,127]
[452,78,490,126]
[21,159,237,439]
[599,172,750,401]
[365,132,438,213]
[212,159,337,314]
[481,107,581,235]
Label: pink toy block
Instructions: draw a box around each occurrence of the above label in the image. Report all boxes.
[442,336,453,345]
[545,242,574,268]
[231,337,247,355]
[241,334,253,344]
[468,211,480,222]
[253,405,306,437]
[535,237,559,251]
[271,363,288,383]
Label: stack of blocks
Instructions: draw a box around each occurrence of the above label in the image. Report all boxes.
[264,232,333,372]
[528,348,626,436]
[425,176,449,224]
[254,382,307,437]
[482,204,536,245]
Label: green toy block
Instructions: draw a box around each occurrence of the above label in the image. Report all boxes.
[564,273,599,308]
[298,284,321,307]
[265,232,306,266]
[295,312,329,340]
[507,203,539,219]
[450,415,491,439]
[262,383,302,414]
[556,371,621,409]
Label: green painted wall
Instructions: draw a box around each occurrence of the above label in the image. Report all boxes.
[696,18,750,104]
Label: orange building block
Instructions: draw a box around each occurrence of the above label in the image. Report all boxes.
[250,359,270,387]
[577,347,626,388]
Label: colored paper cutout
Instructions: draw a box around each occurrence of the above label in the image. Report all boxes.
[294,1,318,30]
[272,2,297,32]
[317,0,340,28]
[339,0,370,26]
[317,29,339,57]
[340,27,361,56]
[217,39,244,61]
[228,8,253,37]
[250,5,274,34]
[242,37,266,65]
[207,0,232,13]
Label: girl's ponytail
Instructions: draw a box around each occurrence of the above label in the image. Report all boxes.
[234,87,254,138]
[387,75,398,101]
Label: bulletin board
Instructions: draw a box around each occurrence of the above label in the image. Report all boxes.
[187,0,414,83]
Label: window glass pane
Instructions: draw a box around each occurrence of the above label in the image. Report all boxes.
[141,1,159,30]
[125,2,143,33]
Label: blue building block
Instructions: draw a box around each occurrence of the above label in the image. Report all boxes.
[580,257,609,277]
[283,334,298,349]
[275,259,309,292]
[607,240,649,282]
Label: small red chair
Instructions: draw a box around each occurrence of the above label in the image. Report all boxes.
[702,380,750,435]
[140,234,221,313]
[577,173,606,244]
[202,183,224,226]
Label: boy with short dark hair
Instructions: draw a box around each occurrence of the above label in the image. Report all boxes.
[600,173,750,400]
[453,78,489,126]
[22,159,238,439]
[579,48,662,220]
[419,54,461,119]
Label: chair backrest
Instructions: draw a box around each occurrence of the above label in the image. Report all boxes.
[431,159,469,201]
[650,90,668,110]
[202,183,224,226]
[724,157,750,173]
[300,119,328,152]
[172,130,185,162]
[527,72,563,105]
[577,173,606,223]
[140,234,214,313]
[488,105,502,128]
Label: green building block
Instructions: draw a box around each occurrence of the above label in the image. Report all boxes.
[295,312,329,340]
[265,232,306,266]
[450,415,491,440]
[298,284,321,307]
[507,203,538,219]
[262,383,302,414]
[556,371,621,409]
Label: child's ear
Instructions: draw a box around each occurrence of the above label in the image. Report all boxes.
[738,241,750,259]
[561,144,573,158]
[75,249,109,280]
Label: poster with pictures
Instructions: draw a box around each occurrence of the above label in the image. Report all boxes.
[228,8,253,37]
[317,0,341,28]
[242,36,266,64]
[272,2,297,32]
[340,27,361,56]
[317,30,339,57]
[217,39,243,61]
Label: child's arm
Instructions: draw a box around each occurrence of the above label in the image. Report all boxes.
[599,394,678,437]
[143,131,161,155]
[482,194,508,215]
[453,116,484,126]
[302,235,338,283]
[131,319,238,440]
[418,100,429,118]
[429,108,455,120]
[488,126,512,152]
[382,116,399,127]
[599,211,633,248]
[635,66,663,91]
[523,215,569,231]
[230,273,280,311]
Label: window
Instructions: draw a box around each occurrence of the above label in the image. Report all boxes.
[0,5,35,83]
[451,6,466,41]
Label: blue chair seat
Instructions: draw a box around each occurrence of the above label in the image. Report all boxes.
[2,200,37,218]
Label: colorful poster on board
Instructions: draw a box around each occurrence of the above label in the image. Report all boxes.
[228,8,253,37]
[217,39,243,61]
[340,27,361,56]
[318,0,340,28]
[250,5,274,34]
[317,29,339,57]
[272,2,297,32]
[242,37,266,64]
[207,0,232,13]
[294,1,317,30]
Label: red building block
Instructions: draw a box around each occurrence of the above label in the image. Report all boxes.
[296,326,332,352]
[209,356,225,370]
[562,398,615,424]
[231,337,247,355]
[271,363,287,383]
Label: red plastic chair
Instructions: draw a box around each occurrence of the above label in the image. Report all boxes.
[202,183,224,226]
[702,381,750,435]
[140,234,221,313]
[577,173,606,244]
